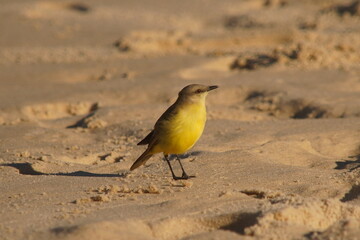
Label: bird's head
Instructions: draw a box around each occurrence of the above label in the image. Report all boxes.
[178,84,218,103]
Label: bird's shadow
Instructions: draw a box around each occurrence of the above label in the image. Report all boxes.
[1,151,205,177]
[167,151,203,161]
[0,163,126,178]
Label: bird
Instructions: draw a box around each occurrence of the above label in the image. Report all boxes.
[130,84,218,180]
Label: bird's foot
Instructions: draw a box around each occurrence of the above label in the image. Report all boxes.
[182,172,196,179]
[172,173,196,180]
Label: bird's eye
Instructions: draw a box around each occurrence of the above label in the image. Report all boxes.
[195,89,202,94]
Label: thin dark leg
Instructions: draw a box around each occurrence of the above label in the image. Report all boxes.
[176,155,195,179]
[164,155,194,180]
[164,154,178,180]
[176,155,188,178]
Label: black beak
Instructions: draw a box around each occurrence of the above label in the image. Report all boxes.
[207,85,218,91]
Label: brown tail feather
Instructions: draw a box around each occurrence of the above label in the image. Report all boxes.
[130,150,153,171]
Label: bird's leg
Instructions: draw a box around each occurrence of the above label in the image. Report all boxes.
[176,155,195,179]
[164,154,179,180]
[164,155,195,180]
[176,155,188,178]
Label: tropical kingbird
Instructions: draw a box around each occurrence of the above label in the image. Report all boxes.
[130,84,218,180]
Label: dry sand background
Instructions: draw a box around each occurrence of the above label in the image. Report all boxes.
[1,0,360,239]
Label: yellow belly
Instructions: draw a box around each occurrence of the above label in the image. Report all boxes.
[152,103,206,155]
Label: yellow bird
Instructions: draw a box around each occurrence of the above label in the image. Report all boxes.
[130,84,218,180]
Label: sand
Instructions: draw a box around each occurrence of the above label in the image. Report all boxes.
[1,0,360,239]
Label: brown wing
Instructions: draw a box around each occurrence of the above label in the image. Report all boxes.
[137,130,154,145]
[137,100,180,146]
[154,101,179,128]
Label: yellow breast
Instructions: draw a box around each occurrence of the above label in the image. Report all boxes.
[153,103,206,155]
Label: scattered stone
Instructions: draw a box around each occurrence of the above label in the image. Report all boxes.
[121,71,136,79]
[97,70,113,81]
[113,40,131,52]
[38,156,48,161]
[84,117,107,129]
[90,195,110,202]
[17,151,31,158]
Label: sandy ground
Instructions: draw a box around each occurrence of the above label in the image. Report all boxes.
[1,0,360,239]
